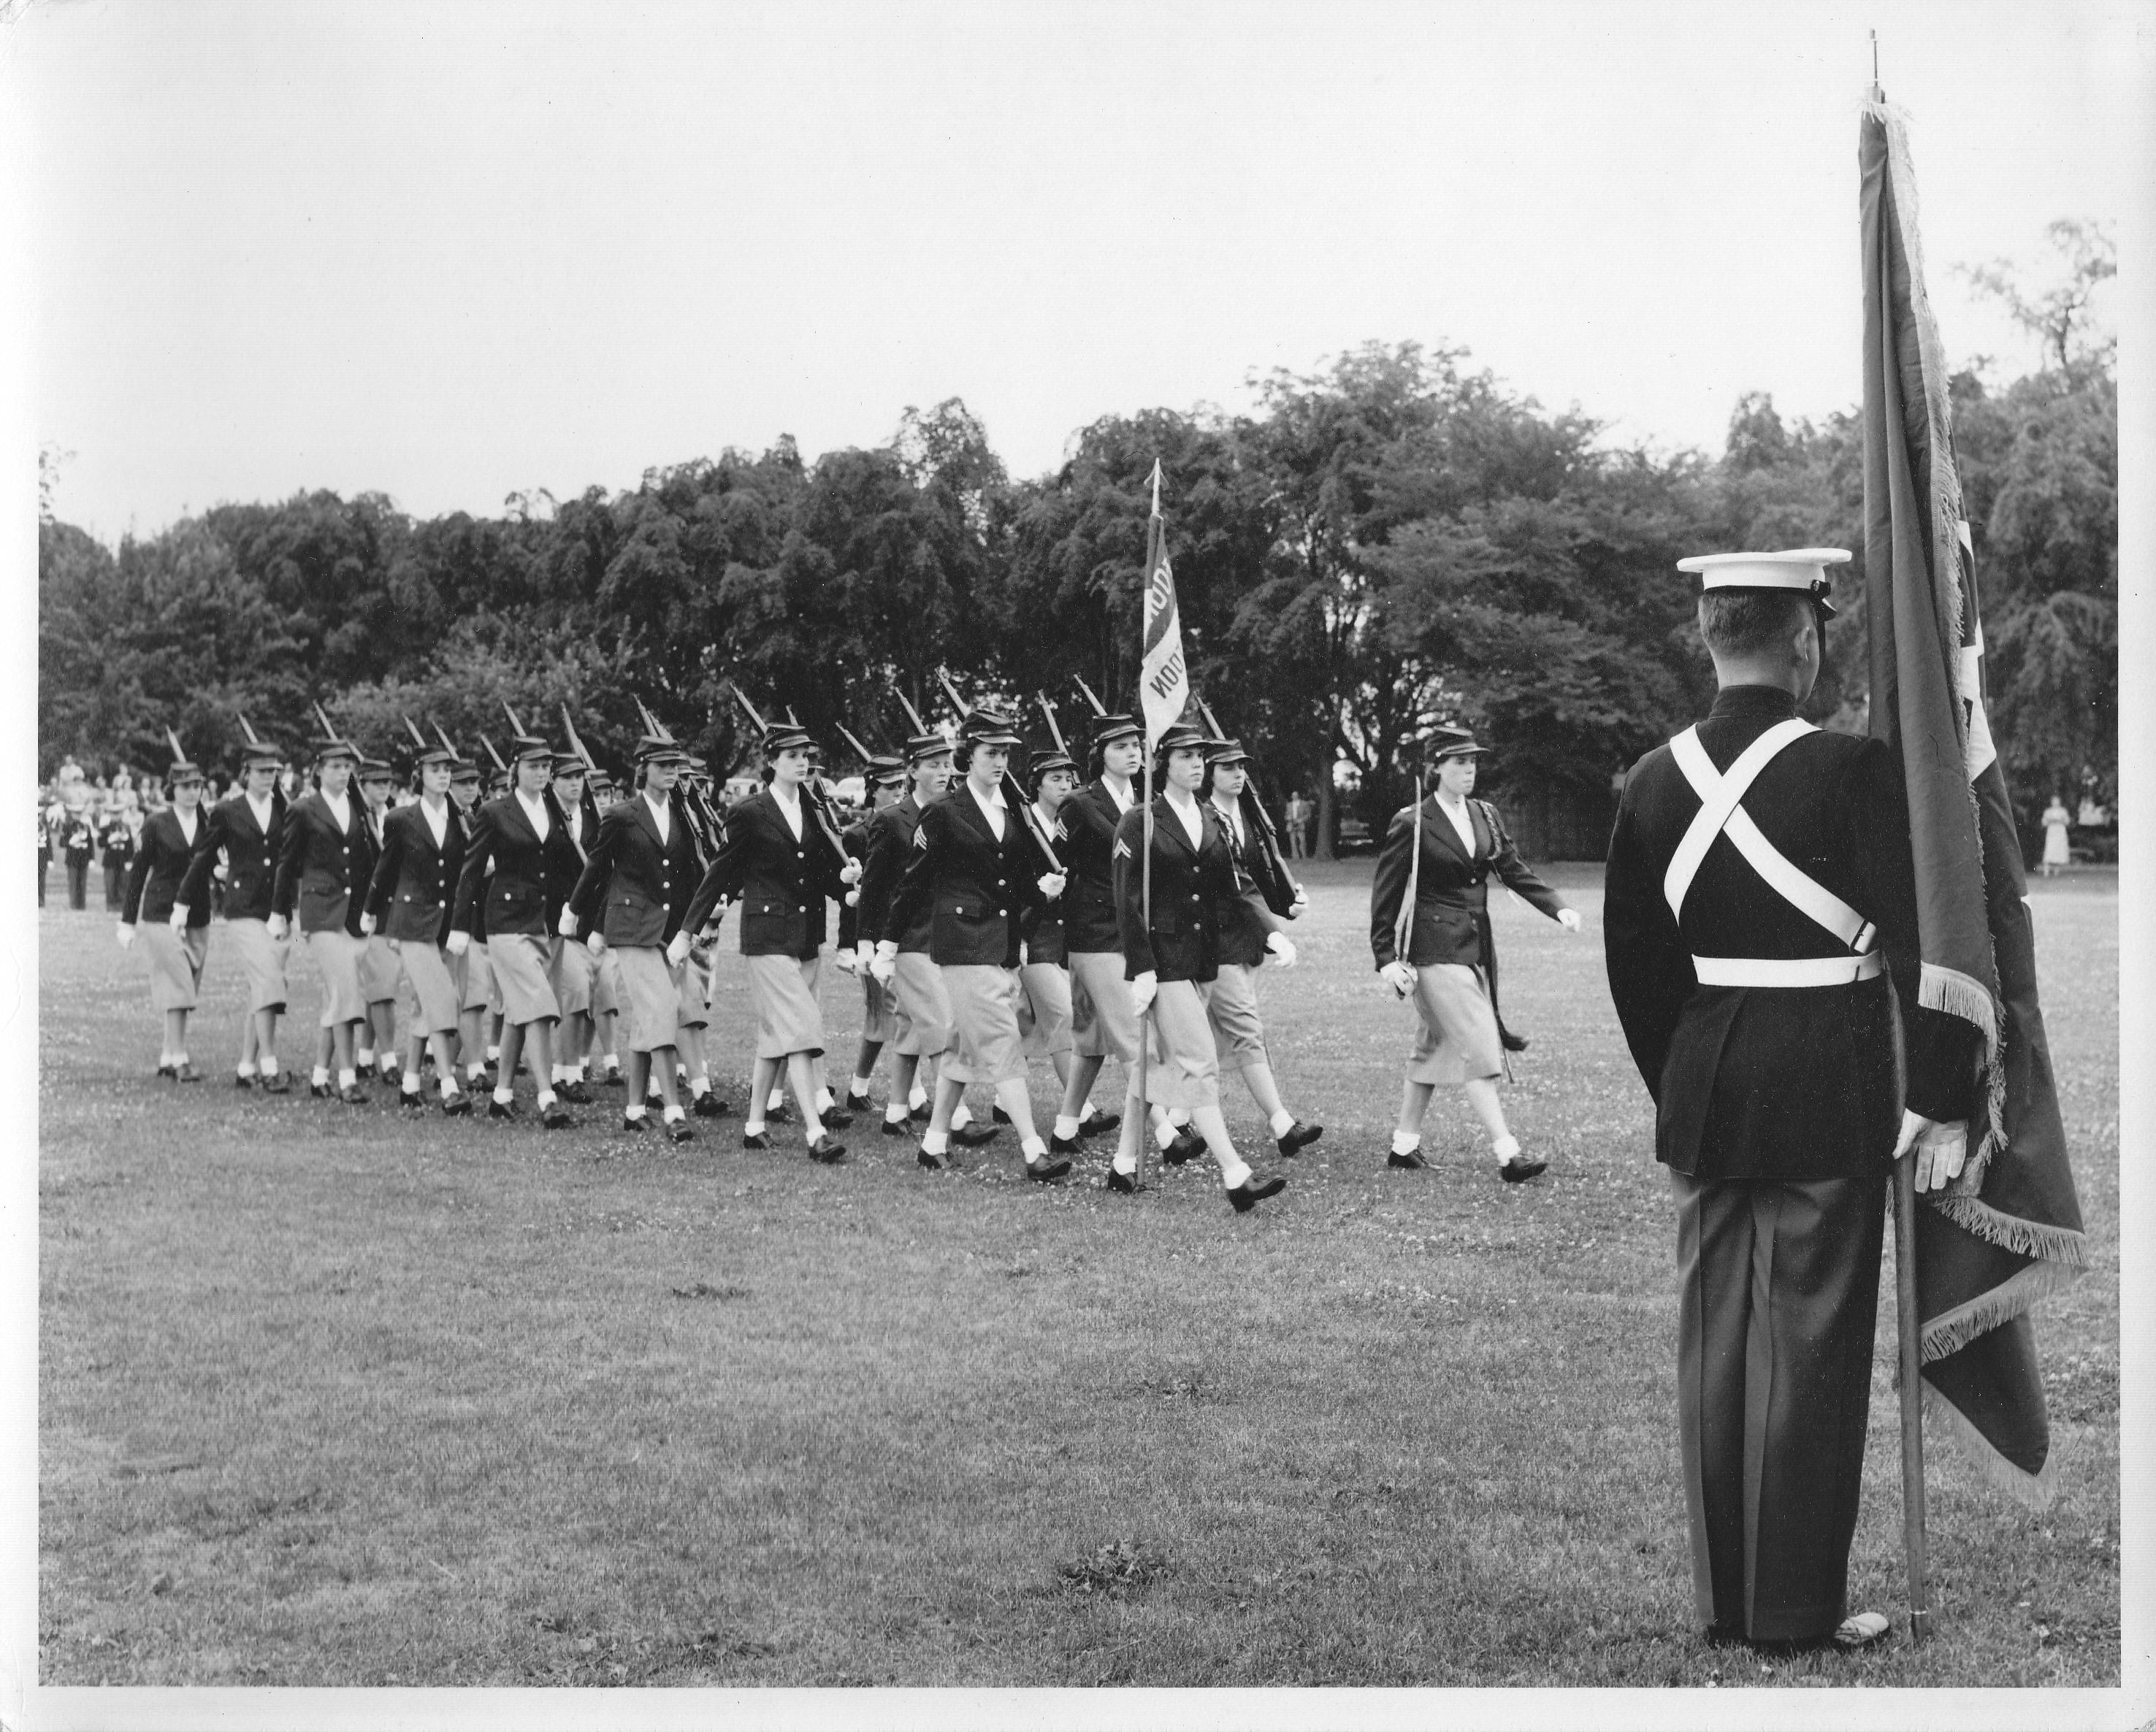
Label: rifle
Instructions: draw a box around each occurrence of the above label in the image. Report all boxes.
[402,715,432,752]
[432,721,462,759]
[477,733,510,777]
[165,726,188,765]
[892,686,931,735]
[936,672,1064,875]
[1393,773,1423,980]
[311,700,339,740]
[834,721,879,767]
[1071,674,1108,717]
[560,705,600,775]
[1035,692,1070,759]
[1196,696,1300,908]
[237,713,267,748]
[500,699,529,739]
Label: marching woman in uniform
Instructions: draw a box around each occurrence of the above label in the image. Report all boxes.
[545,752,600,1104]
[563,730,704,1143]
[874,706,1070,1178]
[449,734,578,1128]
[855,729,959,1140]
[681,718,859,1162]
[836,751,910,1119]
[1017,742,1082,1153]
[1369,731,1583,1181]
[175,734,291,1090]
[118,742,212,1081]
[445,752,498,1094]
[354,757,402,1085]
[272,729,373,1103]
[1107,721,1287,1211]
[360,739,472,1115]
[1202,735,1325,1160]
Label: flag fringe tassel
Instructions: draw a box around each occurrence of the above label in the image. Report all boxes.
[1922,1197,2088,1286]
[1917,959,2011,1187]
[1919,1376,2060,1512]
[1917,1252,2085,1364]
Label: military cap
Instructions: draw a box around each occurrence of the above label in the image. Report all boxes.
[1152,721,1210,756]
[1090,711,1143,748]
[903,731,952,765]
[1678,546,1848,618]
[958,706,1023,750]
[1203,736,1252,767]
[867,754,909,786]
[1028,748,1079,785]
[237,739,284,770]
[358,757,397,784]
[508,734,554,765]
[632,732,689,767]
[310,734,360,767]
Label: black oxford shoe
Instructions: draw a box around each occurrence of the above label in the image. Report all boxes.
[951,1122,1001,1148]
[1104,1167,1145,1194]
[1498,1154,1548,1184]
[1025,1154,1072,1181]
[1048,1132,1083,1158]
[1163,1129,1204,1167]
[486,1097,516,1121]
[917,1146,945,1172]
[741,1130,771,1151]
[233,1073,255,1091]
[440,1093,472,1117]
[1227,1174,1288,1213]
[1276,1120,1324,1157]
[819,1106,854,1130]
[666,1119,695,1144]
[807,1136,846,1165]
[1388,1149,1429,1170]
[557,1080,594,1106]
[1077,1108,1121,1138]
[882,1118,911,1138]
[175,1062,201,1084]
[337,1084,368,1106]
[541,1102,573,1130]
[260,1071,292,1095]
[692,1092,730,1119]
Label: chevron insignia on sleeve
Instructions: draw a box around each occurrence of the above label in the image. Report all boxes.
[1112,838,1131,859]
[913,827,928,849]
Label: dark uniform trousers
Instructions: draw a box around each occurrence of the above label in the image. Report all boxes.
[1605,684,1977,1644]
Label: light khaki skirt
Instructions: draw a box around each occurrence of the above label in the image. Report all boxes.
[1201,962,1267,1070]
[1017,961,1072,1060]
[394,938,461,1035]
[860,970,897,1044]
[590,944,620,1016]
[746,951,824,1059]
[143,923,208,1012]
[549,933,597,1017]
[890,950,952,1057]
[359,934,401,1005]
[225,916,288,1013]
[679,947,712,1031]
[308,927,367,1027]
[942,963,1025,1086]
[1069,949,1139,1064]
[1407,962,1503,1086]
[611,946,683,1055]
[1134,978,1219,1111]
[457,939,494,1013]
[487,932,561,1027]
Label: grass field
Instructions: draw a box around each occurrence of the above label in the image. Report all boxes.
[33,862,2119,1689]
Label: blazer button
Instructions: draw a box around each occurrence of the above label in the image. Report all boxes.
[997,878,1005,886]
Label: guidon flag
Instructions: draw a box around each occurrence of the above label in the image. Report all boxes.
[1859,92,2085,1506]
[1138,459,1190,744]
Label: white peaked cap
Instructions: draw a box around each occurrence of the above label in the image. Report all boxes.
[1675,547,1851,591]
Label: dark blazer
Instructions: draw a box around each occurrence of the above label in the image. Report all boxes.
[546,797,600,931]
[1112,795,1237,984]
[122,808,210,928]
[1209,795,1300,968]
[855,792,936,952]
[1018,804,1071,966]
[567,793,704,948]
[1062,778,1138,954]
[362,799,467,945]
[273,790,370,935]
[683,788,849,959]
[887,783,1049,969]
[179,789,285,920]
[836,811,876,951]
[451,790,580,940]
[1369,793,1564,970]
[99,816,136,870]
[1602,684,1979,1183]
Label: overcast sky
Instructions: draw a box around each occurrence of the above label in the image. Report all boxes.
[7,0,2144,543]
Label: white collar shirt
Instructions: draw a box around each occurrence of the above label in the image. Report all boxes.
[1209,794,1245,848]
[175,807,199,848]
[1104,777,1134,816]
[516,789,551,841]
[1436,794,1478,855]
[644,792,671,846]
[323,789,352,832]
[245,790,275,835]
[420,797,449,848]
[1164,790,1204,851]
[771,786,803,840]
[968,779,1007,840]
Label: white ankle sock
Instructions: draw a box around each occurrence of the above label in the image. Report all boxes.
[663,1104,684,1123]
[1493,1134,1521,1161]
[922,1130,949,1155]
[537,1089,557,1109]
[337,1068,356,1089]
[259,1056,280,1076]
[1022,1135,1047,1160]
[768,1087,784,1111]
[1269,1108,1296,1138]
[468,1061,489,1082]
[884,1103,909,1124]
[313,1066,331,1087]
[908,1086,927,1111]
[1112,1150,1138,1175]
[236,1061,257,1078]
[952,1102,973,1129]
[849,1077,873,1099]
[1054,1114,1080,1140]
[494,1087,514,1106]
[1220,1159,1253,1191]
[1155,1119,1181,1150]
[1392,1131,1422,1155]
[402,1074,421,1096]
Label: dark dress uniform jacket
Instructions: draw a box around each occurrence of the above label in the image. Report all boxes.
[1018,807,1071,966]
[684,789,849,960]
[836,812,874,951]
[887,785,1048,969]
[452,791,576,940]
[1210,796,1297,968]
[855,792,939,952]
[273,792,370,935]
[1061,779,1136,954]
[362,800,467,944]
[123,808,210,928]
[180,789,284,920]
[567,794,703,947]
[1369,794,1564,970]
[1112,796,1237,984]
[1603,685,1977,1183]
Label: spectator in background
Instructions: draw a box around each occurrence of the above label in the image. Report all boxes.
[37,799,51,907]
[2040,795,2071,879]
[61,804,96,909]
[1284,789,1312,861]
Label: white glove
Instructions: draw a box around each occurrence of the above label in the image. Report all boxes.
[840,858,863,885]
[1895,1111,1969,1192]
[169,904,191,933]
[586,932,606,957]
[1288,886,1309,918]
[266,913,288,942]
[665,931,691,967]
[869,940,898,985]
[1264,931,1298,968]
[359,911,376,935]
[1557,908,1583,933]
[446,930,470,957]
[1129,970,1158,1018]
[116,922,134,949]
[844,888,860,907]
[1380,959,1417,997]
[1037,871,1066,900]
[833,945,858,977]
[557,908,578,938]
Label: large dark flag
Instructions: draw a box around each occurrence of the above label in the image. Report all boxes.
[1859,96,2086,1505]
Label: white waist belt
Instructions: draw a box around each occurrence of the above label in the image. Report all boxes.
[1692,952,1884,988]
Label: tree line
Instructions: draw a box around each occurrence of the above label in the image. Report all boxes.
[39,299,2114,861]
